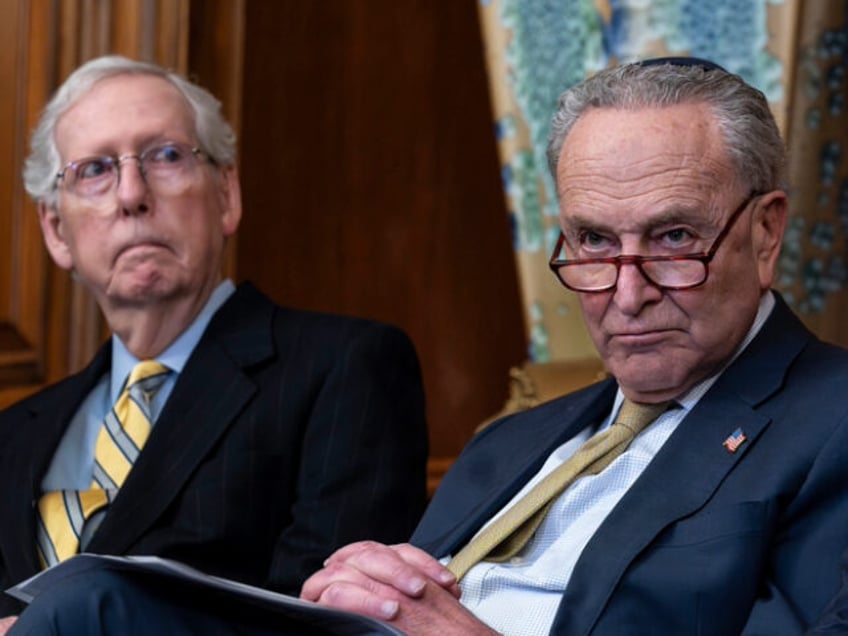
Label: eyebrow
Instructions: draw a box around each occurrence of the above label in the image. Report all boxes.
[562,205,716,236]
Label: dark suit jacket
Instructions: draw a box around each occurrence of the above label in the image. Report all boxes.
[0,282,428,615]
[808,551,848,634]
[412,295,848,635]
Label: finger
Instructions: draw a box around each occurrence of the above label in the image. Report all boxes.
[0,616,17,636]
[342,543,431,597]
[323,540,389,565]
[314,580,401,621]
[390,544,459,594]
[301,559,405,604]
[324,541,429,597]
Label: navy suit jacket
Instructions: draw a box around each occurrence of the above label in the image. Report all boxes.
[0,282,428,615]
[809,550,848,634]
[412,295,848,635]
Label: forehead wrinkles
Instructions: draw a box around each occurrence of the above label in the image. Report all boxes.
[558,167,727,223]
[556,103,733,204]
[56,76,195,156]
[561,160,714,199]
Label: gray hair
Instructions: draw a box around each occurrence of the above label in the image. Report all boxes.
[24,55,237,207]
[546,61,787,194]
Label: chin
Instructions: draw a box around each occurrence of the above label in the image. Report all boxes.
[609,361,687,400]
[107,278,182,307]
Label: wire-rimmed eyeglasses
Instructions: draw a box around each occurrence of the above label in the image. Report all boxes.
[55,142,213,200]
[548,193,761,293]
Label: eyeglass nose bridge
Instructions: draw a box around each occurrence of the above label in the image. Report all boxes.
[114,153,149,185]
[611,253,711,291]
[610,254,661,289]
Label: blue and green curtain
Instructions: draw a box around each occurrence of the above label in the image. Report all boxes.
[479,0,848,363]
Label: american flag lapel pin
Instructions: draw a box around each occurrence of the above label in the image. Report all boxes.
[722,427,747,453]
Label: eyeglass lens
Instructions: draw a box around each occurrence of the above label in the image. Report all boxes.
[557,258,707,291]
[60,143,204,199]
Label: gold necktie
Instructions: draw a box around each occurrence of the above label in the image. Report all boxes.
[36,360,170,568]
[447,399,670,582]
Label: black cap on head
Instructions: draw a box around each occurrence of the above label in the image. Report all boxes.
[637,56,727,72]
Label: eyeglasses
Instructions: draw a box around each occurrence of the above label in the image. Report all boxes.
[55,142,213,199]
[548,193,760,293]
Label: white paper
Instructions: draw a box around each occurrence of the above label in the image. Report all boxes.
[8,554,404,636]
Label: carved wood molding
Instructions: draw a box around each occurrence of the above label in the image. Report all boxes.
[0,0,53,397]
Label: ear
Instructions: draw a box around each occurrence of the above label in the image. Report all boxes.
[216,165,242,237]
[750,190,788,290]
[37,202,75,271]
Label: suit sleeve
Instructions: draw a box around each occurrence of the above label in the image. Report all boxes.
[741,414,848,634]
[0,547,18,616]
[0,425,22,617]
[265,321,428,593]
[807,551,848,634]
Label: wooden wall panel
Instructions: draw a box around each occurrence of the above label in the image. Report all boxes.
[188,0,245,278]
[237,2,527,468]
[0,0,55,406]
[1,0,524,487]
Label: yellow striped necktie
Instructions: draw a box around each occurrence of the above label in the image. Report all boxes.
[447,399,670,582]
[36,360,170,568]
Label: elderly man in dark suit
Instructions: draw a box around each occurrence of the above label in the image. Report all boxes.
[0,55,427,631]
[300,58,848,635]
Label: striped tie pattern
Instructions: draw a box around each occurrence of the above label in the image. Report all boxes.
[447,399,670,582]
[36,360,170,568]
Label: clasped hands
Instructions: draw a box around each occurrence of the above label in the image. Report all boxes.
[300,541,499,636]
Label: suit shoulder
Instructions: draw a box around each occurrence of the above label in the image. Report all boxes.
[0,376,83,420]
[232,280,412,341]
[0,345,105,432]
[0,376,86,454]
[467,378,615,450]
[800,336,848,369]
[272,304,415,352]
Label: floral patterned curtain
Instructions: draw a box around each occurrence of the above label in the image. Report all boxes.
[478,0,848,367]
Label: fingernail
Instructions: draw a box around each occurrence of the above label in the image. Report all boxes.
[438,570,456,585]
[408,576,426,594]
[380,600,399,618]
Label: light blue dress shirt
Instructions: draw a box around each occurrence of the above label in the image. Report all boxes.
[41,280,236,493]
[455,292,776,636]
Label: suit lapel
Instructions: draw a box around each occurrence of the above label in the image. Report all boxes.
[556,395,771,634]
[552,296,812,635]
[0,344,110,581]
[87,283,276,555]
[415,381,618,559]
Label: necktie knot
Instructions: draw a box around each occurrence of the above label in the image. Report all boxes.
[126,359,170,394]
[614,399,671,436]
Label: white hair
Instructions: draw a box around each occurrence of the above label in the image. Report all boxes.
[547,61,787,194]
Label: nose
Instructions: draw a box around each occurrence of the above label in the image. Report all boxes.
[612,260,663,315]
[115,155,150,215]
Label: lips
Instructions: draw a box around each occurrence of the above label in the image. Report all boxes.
[610,329,676,348]
[114,239,170,264]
